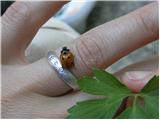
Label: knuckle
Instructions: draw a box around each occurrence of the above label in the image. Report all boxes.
[76,32,106,70]
[2,2,31,26]
[135,9,158,38]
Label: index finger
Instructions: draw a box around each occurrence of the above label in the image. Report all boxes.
[55,2,158,78]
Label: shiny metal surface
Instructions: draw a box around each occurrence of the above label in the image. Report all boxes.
[48,51,79,91]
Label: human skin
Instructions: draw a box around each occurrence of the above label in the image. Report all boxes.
[1,1,158,118]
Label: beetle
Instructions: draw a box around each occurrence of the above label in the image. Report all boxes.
[60,47,74,68]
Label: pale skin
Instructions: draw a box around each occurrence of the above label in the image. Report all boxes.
[1,1,158,118]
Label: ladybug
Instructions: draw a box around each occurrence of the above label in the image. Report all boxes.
[60,47,74,68]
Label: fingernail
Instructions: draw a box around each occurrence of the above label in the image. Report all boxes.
[124,71,154,81]
[121,70,156,92]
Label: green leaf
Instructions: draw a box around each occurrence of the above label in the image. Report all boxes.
[92,68,123,86]
[141,75,159,96]
[77,69,132,97]
[118,104,147,119]
[68,95,125,119]
[93,68,131,93]
[67,68,159,119]
[140,75,159,118]
[77,76,114,96]
[142,95,159,118]
[118,95,159,119]
[118,76,159,119]
[118,95,146,119]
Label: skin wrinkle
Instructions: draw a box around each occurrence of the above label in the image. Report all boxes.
[104,30,118,61]
[2,3,32,64]
[138,13,154,37]
[81,37,99,68]
[75,40,91,76]
[68,3,158,79]
[133,16,147,42]
[3,7,19,24]
[79,35,101,70]
[92,30,107,67]
[81,39,96,70]
[2,2,31,29]
[97,23,119,64]
[109,19,132,58]
[78,31,106,69]
[101,21,122,58]
[92,40,103,66]
[69,30,105,75]
[136,12,158,40]
[132,14,155,46]
[102,14,144,63]
[92,25,112,67]
[142,3,158,38]
[80,39,95,69]
[131,2,158,40]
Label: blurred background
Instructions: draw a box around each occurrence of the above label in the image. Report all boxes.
[1,1,158,73]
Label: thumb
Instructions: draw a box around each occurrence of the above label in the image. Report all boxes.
[120,70,158,92]
[115,56,158,92]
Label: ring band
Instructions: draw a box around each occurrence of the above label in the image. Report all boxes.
[47,51,79,91]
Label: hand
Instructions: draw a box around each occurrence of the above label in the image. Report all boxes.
[2,1,158,118]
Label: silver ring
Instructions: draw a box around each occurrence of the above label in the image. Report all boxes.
[47,51,79,91]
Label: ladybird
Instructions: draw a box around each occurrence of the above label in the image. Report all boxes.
[60,47,74,68]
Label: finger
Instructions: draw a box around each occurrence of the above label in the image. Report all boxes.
[2,91,100,118]
[115,56,158,92]
[4,57,158,118]
[61,2,158,78]
[2,1,67,63]
[51,92,101,118]
[2,58,71,97]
